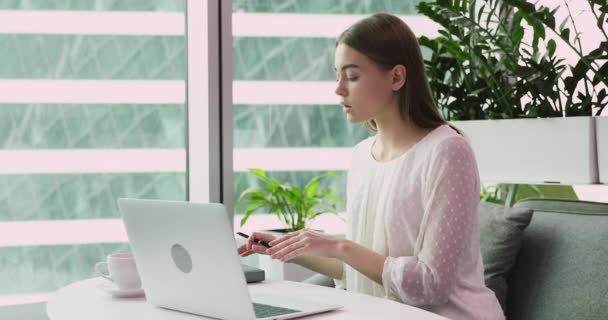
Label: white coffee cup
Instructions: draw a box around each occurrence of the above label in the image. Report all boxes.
[94,253,142,290]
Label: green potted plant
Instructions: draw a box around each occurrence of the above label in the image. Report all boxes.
[236,168,343,232]
[416,0,607,188]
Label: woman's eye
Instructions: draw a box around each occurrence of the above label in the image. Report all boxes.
[335,74,358,82]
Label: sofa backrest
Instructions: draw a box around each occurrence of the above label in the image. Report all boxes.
[507,198,608,320]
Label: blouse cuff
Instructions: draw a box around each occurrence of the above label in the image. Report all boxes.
[382,255,419,302]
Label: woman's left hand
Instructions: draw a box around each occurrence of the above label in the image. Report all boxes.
[266,229,343,262]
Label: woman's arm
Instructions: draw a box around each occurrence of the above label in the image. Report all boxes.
[266,230,386,284]
[292,240,387,283]
[336,239,385,284]
[239,231,345,279]
[382,137,481,306]
[289,255,344,280]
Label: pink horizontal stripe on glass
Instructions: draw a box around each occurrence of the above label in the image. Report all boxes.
[0,149,186,174]
[0,148,351,174]
[0,80,341,105]
[232,13,440,38]
[0,219,128,247]
[0,12,437,38]
[233,81,338,105]
[0,10,184,35]
[234,148,351,171]
[0,80,185,104]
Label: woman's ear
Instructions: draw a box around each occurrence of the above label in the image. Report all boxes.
[390,64,406,91]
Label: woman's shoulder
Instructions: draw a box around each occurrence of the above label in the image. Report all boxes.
[420,125,475,159]
[351,136,375,155]
[347,136,375,171]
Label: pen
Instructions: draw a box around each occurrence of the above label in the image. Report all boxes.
[236,232,272,248]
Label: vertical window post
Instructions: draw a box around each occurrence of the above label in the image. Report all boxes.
[186,0,233,217]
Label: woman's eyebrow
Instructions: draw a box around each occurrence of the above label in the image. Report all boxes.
[334,64,360,71]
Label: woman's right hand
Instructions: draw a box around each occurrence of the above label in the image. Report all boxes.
[237,231,277,257]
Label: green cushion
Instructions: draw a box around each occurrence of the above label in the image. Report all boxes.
[478,201,533,313]
[507,199,608,320]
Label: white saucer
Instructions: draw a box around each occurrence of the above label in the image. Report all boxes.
[97,281,145,298]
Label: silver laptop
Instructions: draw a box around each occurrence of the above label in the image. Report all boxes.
[118,198,342,320]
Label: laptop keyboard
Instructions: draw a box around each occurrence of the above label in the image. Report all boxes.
[253,302,300,318]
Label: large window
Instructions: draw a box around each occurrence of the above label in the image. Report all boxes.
[0,1,187,305]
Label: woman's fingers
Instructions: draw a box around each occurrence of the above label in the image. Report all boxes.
[281,246,309,262]
[239,246,268,257]
[251,244,269,254]
[247,231,276,251]
[267,233,303,254]
[270,237,307,260]
[269,229,304,246]
[238,244,252,257]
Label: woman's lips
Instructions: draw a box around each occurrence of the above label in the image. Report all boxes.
[342,104,352,112]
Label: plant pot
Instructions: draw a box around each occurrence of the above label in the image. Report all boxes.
[596,116,608,184]
[451,117,598,184]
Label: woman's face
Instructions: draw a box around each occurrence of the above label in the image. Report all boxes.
[334,43,396,124]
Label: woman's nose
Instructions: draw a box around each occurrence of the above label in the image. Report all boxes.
[334,81,346,97]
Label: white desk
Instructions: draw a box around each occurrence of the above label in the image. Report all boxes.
[47,277,448,320]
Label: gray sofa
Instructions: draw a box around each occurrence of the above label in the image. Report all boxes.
[305,198,608,320]
[506,198,608,320]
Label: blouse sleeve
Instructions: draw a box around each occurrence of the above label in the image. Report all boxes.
[381,137,480,306]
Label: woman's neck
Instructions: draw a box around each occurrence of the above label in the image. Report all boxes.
[372,109,432,161]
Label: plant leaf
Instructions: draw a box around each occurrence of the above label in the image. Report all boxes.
[547,39,556,57]
[511,26,524,46]
[560,28,570,43]
[304,177,321,198]
[436,38,468,60]
[558,16,568,32]
[514,66,537,77]
[244,201,266,215]
[236,186,263,204]
[248,168,267,180]
[572,60,590,80]
[477,4,485,25]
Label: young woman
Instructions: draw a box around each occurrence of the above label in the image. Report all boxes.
[238,13,504,320]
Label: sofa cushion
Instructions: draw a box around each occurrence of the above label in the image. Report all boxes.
[507,199,608,320]
[478,201,533,313]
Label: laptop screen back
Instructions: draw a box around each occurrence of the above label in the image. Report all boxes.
[119,198,257,320]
